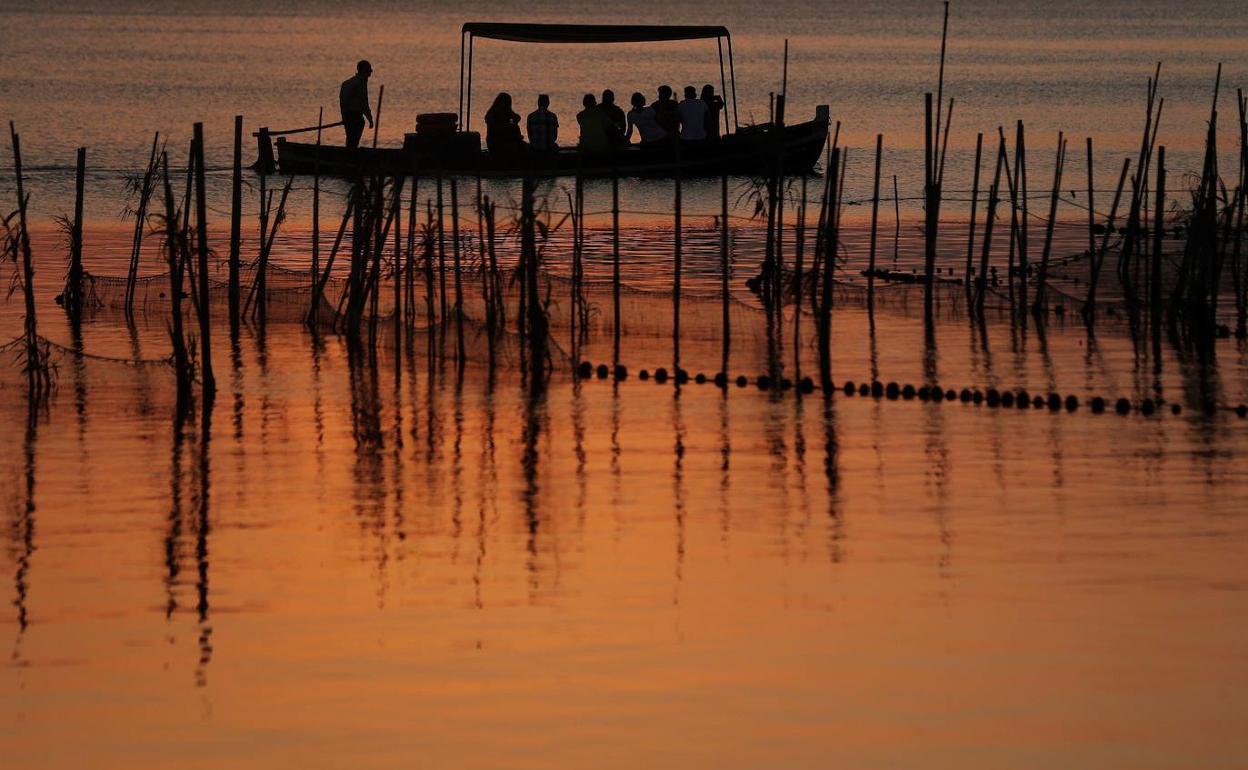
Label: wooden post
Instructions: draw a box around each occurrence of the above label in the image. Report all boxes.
[229,115,243,330]
[720,173,730,377]
[612,172,621,369]
[66,146,86,318]
[818,147,841,390]
[9,123,47,396]
[1033,132,1066,317]
[1085,138,1096,286]
[977,136,1007,315]
[193,123,216,403]
[436,174,447,324]
[674,153,682,376]
[309,108,322,326]
[450,178,465,366]
[868,133,883,298]
[793,175,807,382]
[923,92,938,316]
[966,132,983,301]
[1085,158,1132,321]
[1152,146,1166,339]
[1015,120,1029,314]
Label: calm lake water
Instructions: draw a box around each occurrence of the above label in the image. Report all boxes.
[3,1,1248,767]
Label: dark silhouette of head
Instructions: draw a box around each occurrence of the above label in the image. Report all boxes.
[657,85,672,101]
[582,93,597,109]
[630,92,646,110]
[487,92,513,119]
[684,85,697,100]
[701,84,715,100]
[602,89,616,106]
[537,94,550,109]
[357,60,373,78]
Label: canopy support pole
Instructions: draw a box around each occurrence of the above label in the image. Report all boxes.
[458,31,467,131]
[727,33,740,132]
[466,35,474,132]
[717,37,728,132]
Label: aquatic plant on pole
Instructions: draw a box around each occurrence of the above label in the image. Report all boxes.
[64,146,87,319]
[192,122,216,403]
[8,123,51,398]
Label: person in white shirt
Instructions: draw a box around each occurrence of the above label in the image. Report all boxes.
[677,85,709,142]
[625,91,667,145]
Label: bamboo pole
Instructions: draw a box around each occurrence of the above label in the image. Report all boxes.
[720,173,730,377]
[1085,158,1132,322]
[1033,132,1066,317]
[868,133,883,299]
[436,174,447,324]
[793,175,808,382]
[965,132,983,302]
[66,146,86,318]
[192,123,216,403]
[125,133,160,317]
[612,172,621,369]
[817,147,841,390]
[976,135,1008,315]
[229,115,243,330]
[674,153,683,376]
[1016,120,1029,314]
[450,177,465,366]
[1086,138,1096,285]
[1152,146,1166,341]
[161,151,192,408]
[309,108,322,326]
[9,123,48,396]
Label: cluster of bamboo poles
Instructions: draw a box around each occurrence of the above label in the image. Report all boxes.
[9,57,1248,414]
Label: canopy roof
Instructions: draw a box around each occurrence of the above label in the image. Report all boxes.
[461,22,730,45]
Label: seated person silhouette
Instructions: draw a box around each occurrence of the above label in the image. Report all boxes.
[484,92,523,155]
[576,93,611,153]
[526,94,559,153]
[626,92,667,146]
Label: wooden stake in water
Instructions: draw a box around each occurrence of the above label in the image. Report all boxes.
[436,174,448,325]
[450,178,465,367]
[868,133,883,299]
[192,122,216,403]
[309,108,322,326]
[720,173,730,377]
[1152,146,1166,341]
[229,115,243,330]
[612,172,622,369]
[8,123,49,397]
[965,132,983,301]
[1033,132,1066,317]
[674,153,683,376]
[66,146,87,318]
[977,135,1008,315]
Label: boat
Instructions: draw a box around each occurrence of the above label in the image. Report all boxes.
[256,22,830,179]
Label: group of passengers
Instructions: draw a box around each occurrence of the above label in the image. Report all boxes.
[482,85,726,155]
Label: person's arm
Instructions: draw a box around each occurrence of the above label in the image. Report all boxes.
[552,114,559,145]
[625,113,635,143]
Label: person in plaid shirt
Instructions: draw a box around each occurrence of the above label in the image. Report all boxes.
[526,94,559,152]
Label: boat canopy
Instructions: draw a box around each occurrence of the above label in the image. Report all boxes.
[461,22,729,44]
[459,22,738,134]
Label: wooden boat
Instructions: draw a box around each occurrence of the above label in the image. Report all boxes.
[257,22,830,178]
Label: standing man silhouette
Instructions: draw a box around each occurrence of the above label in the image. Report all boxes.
[339,60,373,149]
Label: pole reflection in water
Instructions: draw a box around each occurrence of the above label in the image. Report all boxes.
[2,296,1247,768]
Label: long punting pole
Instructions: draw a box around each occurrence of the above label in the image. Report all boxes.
[726,34,740,132]
[1034,132,1066,316]
[1152,145,1166,342]
[193,122,216,403]
[372,84,384,149]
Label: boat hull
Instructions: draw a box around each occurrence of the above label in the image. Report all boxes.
[273,115,829,178]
